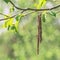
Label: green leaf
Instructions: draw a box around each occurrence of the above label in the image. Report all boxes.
[11,24,17,32]
[11,25,15,30]
[49,11,56,17]
[7,25,10,30]
[15,15,20,21]
[15,14,23,21]
[42,14,46,22]
[3,0,10,3]
[10,7,14,12]
[36,0,46,9]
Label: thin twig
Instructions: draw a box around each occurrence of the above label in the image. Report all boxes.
[0,13,9,17]
[10,0,60,11]
[0,15,16,21]
[0,0,60,21]
[0,11,36,21]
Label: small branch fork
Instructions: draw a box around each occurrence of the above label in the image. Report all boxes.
[9,0,60,15]
[0,0,60,21]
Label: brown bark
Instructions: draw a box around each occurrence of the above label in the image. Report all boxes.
[37,13,42,55]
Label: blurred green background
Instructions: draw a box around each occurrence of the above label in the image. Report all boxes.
[0,0,60,60]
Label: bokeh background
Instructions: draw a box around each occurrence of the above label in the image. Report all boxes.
[0,0,60,60]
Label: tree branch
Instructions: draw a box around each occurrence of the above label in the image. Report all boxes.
[0,0,60,21]
[10,0,60,11]
[0,11,35,21]
[0,13,9,17]
[0,15,16,21]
